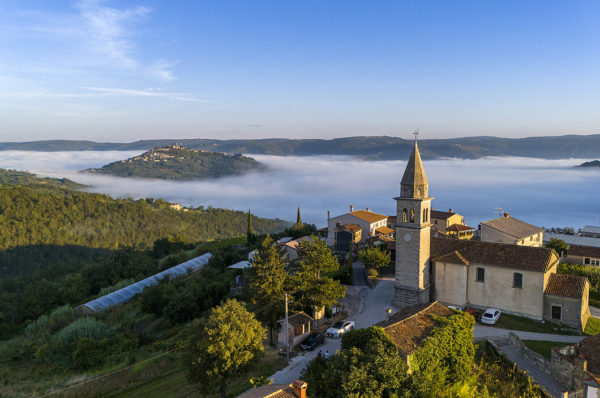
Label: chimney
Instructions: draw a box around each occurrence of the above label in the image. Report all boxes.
[504,212,509,218]
[449,209,453,213]
[366,207,371,212]
[574,355,587,371]
[292,380,307,398]
[327,210,330,220]
[350,204,354,212]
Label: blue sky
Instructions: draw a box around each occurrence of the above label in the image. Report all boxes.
[0,1,599,141]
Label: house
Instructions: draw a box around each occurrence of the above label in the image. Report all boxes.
[327,206,389,247]
[375,301,454,370]
[277,312,313,347]
[446,223,475,240]
[237,379,308,398]
[393,139,591,331]
[281,236,323,262]
[430,209,465,232]
[480,213,544,247]
[551,333,600,396]
[565,244,600,267]
[581,225,600,239]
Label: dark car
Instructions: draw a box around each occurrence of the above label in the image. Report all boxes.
[300,333,325,350]
[465,309,480,320]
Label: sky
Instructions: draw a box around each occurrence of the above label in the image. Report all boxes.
[1,1,599,142]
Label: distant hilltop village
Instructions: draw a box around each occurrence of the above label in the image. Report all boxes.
[84,144,264,180]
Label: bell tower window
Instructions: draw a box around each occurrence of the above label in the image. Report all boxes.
[402,208,408,223]
[410,209,415,223]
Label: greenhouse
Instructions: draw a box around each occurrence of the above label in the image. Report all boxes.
[76,252,213,314]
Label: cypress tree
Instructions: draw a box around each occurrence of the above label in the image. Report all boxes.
[296,207,302,228]
[247,209,254,242]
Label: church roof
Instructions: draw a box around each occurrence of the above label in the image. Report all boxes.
[376,302,453,356]
[544,274,588,299]
[400,141,428,190]
[350,209,388,223]
[430,237,556,273]
[431,250,470,265]
[481,215,544,239]
[568,244,600,259]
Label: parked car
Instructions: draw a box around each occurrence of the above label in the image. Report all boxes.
[326,320,355,338]
[481,308,501,325]
[300,333,325,350]
[464,309,480,320]
[448,305,463,312]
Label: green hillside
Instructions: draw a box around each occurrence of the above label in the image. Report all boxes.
[85,145,265,179]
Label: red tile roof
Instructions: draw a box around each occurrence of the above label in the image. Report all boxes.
[447,224,475,232]
[568,244,600,258]
[432,250,470,265]
[431,210,457,220]
[481,216,544,239]
[375,302,454,356]
[279,311,313,328]
[577,333,600,381]
[431,237,556,273]
[544,274,588,299]
[350,209,388,223]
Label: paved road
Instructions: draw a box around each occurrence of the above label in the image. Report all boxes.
[351,260,369,286]
[497,343,564,398]
[591,306,600,318]
[271,280,398,384]
[474,326,586,343]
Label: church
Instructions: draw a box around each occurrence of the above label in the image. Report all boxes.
[394,139,591,331]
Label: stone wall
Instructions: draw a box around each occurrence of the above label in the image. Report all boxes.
[551,344,589,392]
[508,332,552,375]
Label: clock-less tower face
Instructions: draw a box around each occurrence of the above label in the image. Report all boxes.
[394,140,432,308]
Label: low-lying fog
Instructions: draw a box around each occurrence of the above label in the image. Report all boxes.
[0,150,598,229]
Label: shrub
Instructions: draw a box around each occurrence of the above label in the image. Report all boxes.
[54,317,109,352]
[97,278,135,297]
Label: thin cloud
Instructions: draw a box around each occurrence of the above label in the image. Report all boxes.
[150,59,177,82]
[80,86,209,103]
[75,0,150,68]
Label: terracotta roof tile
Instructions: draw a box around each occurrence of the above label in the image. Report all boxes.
[237,384,296,398]
[344,223,362,232]
[279,311,313,328]
[375,226,394,235]
[447,224,475,232]
[431,237,555,273]
[544,274,588,299]
[481,216,544,239]
[431,250,470,265]
[350,209,388,223]
[375,302,453,356]
[576,333,600,380]
[431,210,456,220]
[568,244,600,258]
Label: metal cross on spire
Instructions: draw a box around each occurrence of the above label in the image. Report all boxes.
[413,129,420,142]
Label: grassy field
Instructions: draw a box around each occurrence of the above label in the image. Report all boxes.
[584,317,600,335]
[493,313,578,335]
[522,340,568,359]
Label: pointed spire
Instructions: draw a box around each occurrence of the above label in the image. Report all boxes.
[400,139,429,198]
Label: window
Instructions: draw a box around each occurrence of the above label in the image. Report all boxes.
[513,272,523,288]
[592,259,600,266]
[476,267,485,282]
[585,257,591,265]
[423,208,427,223]
[402,208,408,223]
[551,305,562,320]
[410,209,415,223]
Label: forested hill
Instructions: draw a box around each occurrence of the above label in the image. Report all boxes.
[85,145,265,179]
[1,134,600,159]
[0,184,286,251]
[577,160,600,167]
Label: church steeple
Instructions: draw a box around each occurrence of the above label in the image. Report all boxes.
[400,140,428,199]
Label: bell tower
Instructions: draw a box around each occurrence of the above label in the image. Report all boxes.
[394,132,433,308]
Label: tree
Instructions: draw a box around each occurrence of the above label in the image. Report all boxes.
[358,246,391,272]
[247,235,288,345]
[302,326,408,397]
[545,238,569,256]
[247,209,254,243]
[292,237,346,315]
[296,207,303,229]
[186,299,265,398]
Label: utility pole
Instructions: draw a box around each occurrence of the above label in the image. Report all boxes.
[284,293,289,363]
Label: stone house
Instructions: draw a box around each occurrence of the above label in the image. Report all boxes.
[327,206,389,247]
[565,244,600,267]
[375,301,454,370]
[480,213,544,247]
[551,333,600,397]
[446,223,475,240]
[581,225,600,239]
[430,208,466,233]
[543,274,591,330]
[277,312,313,348]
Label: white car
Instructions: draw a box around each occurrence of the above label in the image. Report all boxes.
[326,320,355,338]
[481,308,501,325]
